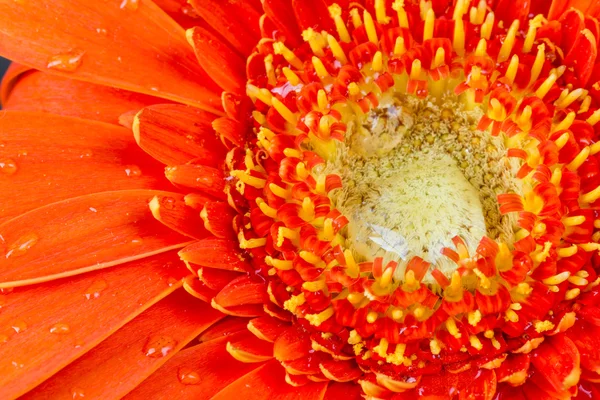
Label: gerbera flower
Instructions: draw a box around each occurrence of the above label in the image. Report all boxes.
[2,0,600,398]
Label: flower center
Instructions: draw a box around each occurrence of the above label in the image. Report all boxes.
[326,97,521,280]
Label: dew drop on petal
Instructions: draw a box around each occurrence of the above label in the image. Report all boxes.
[180,5,200,18]
[178,368,201,385]
[160,196,177,210]
[131,237,143,245]
[11,361,24,369]
[120,0,139,10]
[95,28,108,36]
[50,323,70,334]
[47,50,85,72]
[144,335,177,358]
[0,297,5,308]
[5,233,39,259]
[11,319,27,333]
[124,165,142,177]
[83,279,108,300]
[0,287,14,294]
[79,149,93,158]
[0,159,17,175]
[71,387,85,398]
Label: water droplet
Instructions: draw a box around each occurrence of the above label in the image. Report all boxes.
[84,279,108,300]
[79,149,93,158]
[160,196,177,210]
[120,0,139,10]
[11,361,24,369]
[47,50,85,72]
[0,334,8,343]
[71,387,85,398]
[17,150,27,157]
[0,159,17,175]
[124,165,142,177]
[0,287,13,294]
[178,368,200,385]
[143,335,177,358]
[0,297,6,308]
[131,237,143,245]
[180,5,200,18]
[5,233,38,259]
[89,207,97,213]
[165,276,179,287]
[11,320,27,333]
[95,28,108,35]
[50,323,70,334]
[150,87,159,92]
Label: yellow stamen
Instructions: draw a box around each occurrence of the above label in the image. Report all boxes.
[327,34,348,64]
[554,132,570,149]
[328,4,351,43]
[230,170,266,189]
[480,12,494,40]
[302,278,327,291]
[277,227,299,247]
[446,318,462,339]
[366,311,379,324]
[475,39,487,57]
[432,47,445,69]
[566,146,590,171]
[568,275,589,286]
[469,335,483,350]
[283,148,302,158]
[563,216,586,226]
[317,89,328,111]
[312,56,329,79]
[269,183,291,199]
[529,44,545,86]
[375,0,390,24]
[580,243,600,252]
[282,67,301,86]
[303,28,325,57]
[505,55,519,85]
[468,310,482,326]
[581,185,600,203]
[523,15,544,53]
[246,84,272,105]
[423,8,435,41]
[237,231,267,249]
[372,51,383,72]
[453,19,465,56]
[273,42,304,70]
[505,309,519,322]
[556,89,587,109]
[587,109,600,126]
[348,82,361,96]
[557,245,578,258]
[430,339,441,355]
[543,271,571,285]
[392,0,409,28]
[271,97,298,125]
[565,288,581,300]
[536,67,565,99]
[590,141,600,155]
[534,320,555,333]
[364,10,378,44]
[256,198,277,218]
[554,111,576,132]
[350,8,362,29]
[498,20,519,62]
[394,37,407,56]
[305,307,334,327]
[410,59,422,80]
[265,256,294,271]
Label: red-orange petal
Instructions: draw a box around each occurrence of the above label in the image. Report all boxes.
[247,316,289,343]
[274,326,313,362]
[324,382,363,400]
[165,164,227,200]
[133,104,226,167]
[149,193,209,239]
[3,70,166,124]
[124,333,263,399]
[0,252,186,399]
[214,275,269,308]
[211,359,327,400]
[187,26,247,94]
[179,238,250,272]
[24,289,223,399]
[0,62,31,104]
[0,111,170,223]
[188,0,262,56]
[198,316,253,342]
[0,0,223,113]
[227,332,275,363]
[0,190,194,288]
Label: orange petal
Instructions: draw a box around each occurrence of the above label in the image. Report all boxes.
[198,267,243,291]
[274,326,313,362]
[123,333,263,399]
[247,316,289,343]
[149,194,209,239]
[0,62,32,104]
[133,104,226,167]
[211,359,327,400]
[188,0,262,56]
[179,238,250,272]
[319,359,362,382]
[165,163,227,200]
[152,0,205,30]
[0,111,170,223]
[198,316,253,342]
[214,275,269,308]
[0,190,194,288]
[0,251,186,399]
[3,70,167,124]
[201,201,237,239]
[227,333,275,363]
[25,289,223,399]
[324,382,363,400]
[0,0,223,113]
[187,26,247,94]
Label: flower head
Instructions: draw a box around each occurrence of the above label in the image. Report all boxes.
[2,0,600,398]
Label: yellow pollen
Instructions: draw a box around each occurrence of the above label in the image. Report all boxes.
[563,215,586,226]
[578,270,590,278]
[282,67,301,86]
[534,320,555,333]
[372,51,383,72]
[580,96,592,113]
[394,37,407,56]
[557,245,578,258]
[484,329,494,339]
[516,282,533,296]
[366,311,379,324]
[277,227,299,247]
[375,0,390,24]
[505,55,519,85]
[328,4,351,43]
[327,34,348,64]
[480,12,494,40]
[373,338,389,357]
[350,8,362,29]
[581,185,600,203]
[237,231,267,249]
[271,97,298,125]
[303,28,326,57]
[305,306,334,326]
[348,330,362,345]
[517,105,533,130]
[423,8,435,41]
[252,111,266,125]
[283,293,305,313]
[469,335,483,350]
[543,271,571,285]
[363,10,378,44]
[256,198,277,218]
[323,218,334,241]
[230,170,266,189]
[391,308,404,321]
[452,0,465,19]
[550,168,563,186]
[446,318,462,339]
[413,306,427,319]
[510,303,522,311]
[392,0,409,28]
[565,288,581,300]
[273,42,303,69]
[505,309,519,323]
[265,256,294,270]
[529,44,546,86]
[473,268,491,289]
[317,89,329,111]
[566,146,590,171]
[430,339,441,355]
[402,270,420,292]
[312,56,329,79]
[264,54,276,85]
[523,14,545,53]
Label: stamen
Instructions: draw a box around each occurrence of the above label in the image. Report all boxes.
[328,4,351,42]
[363,10,378,44]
